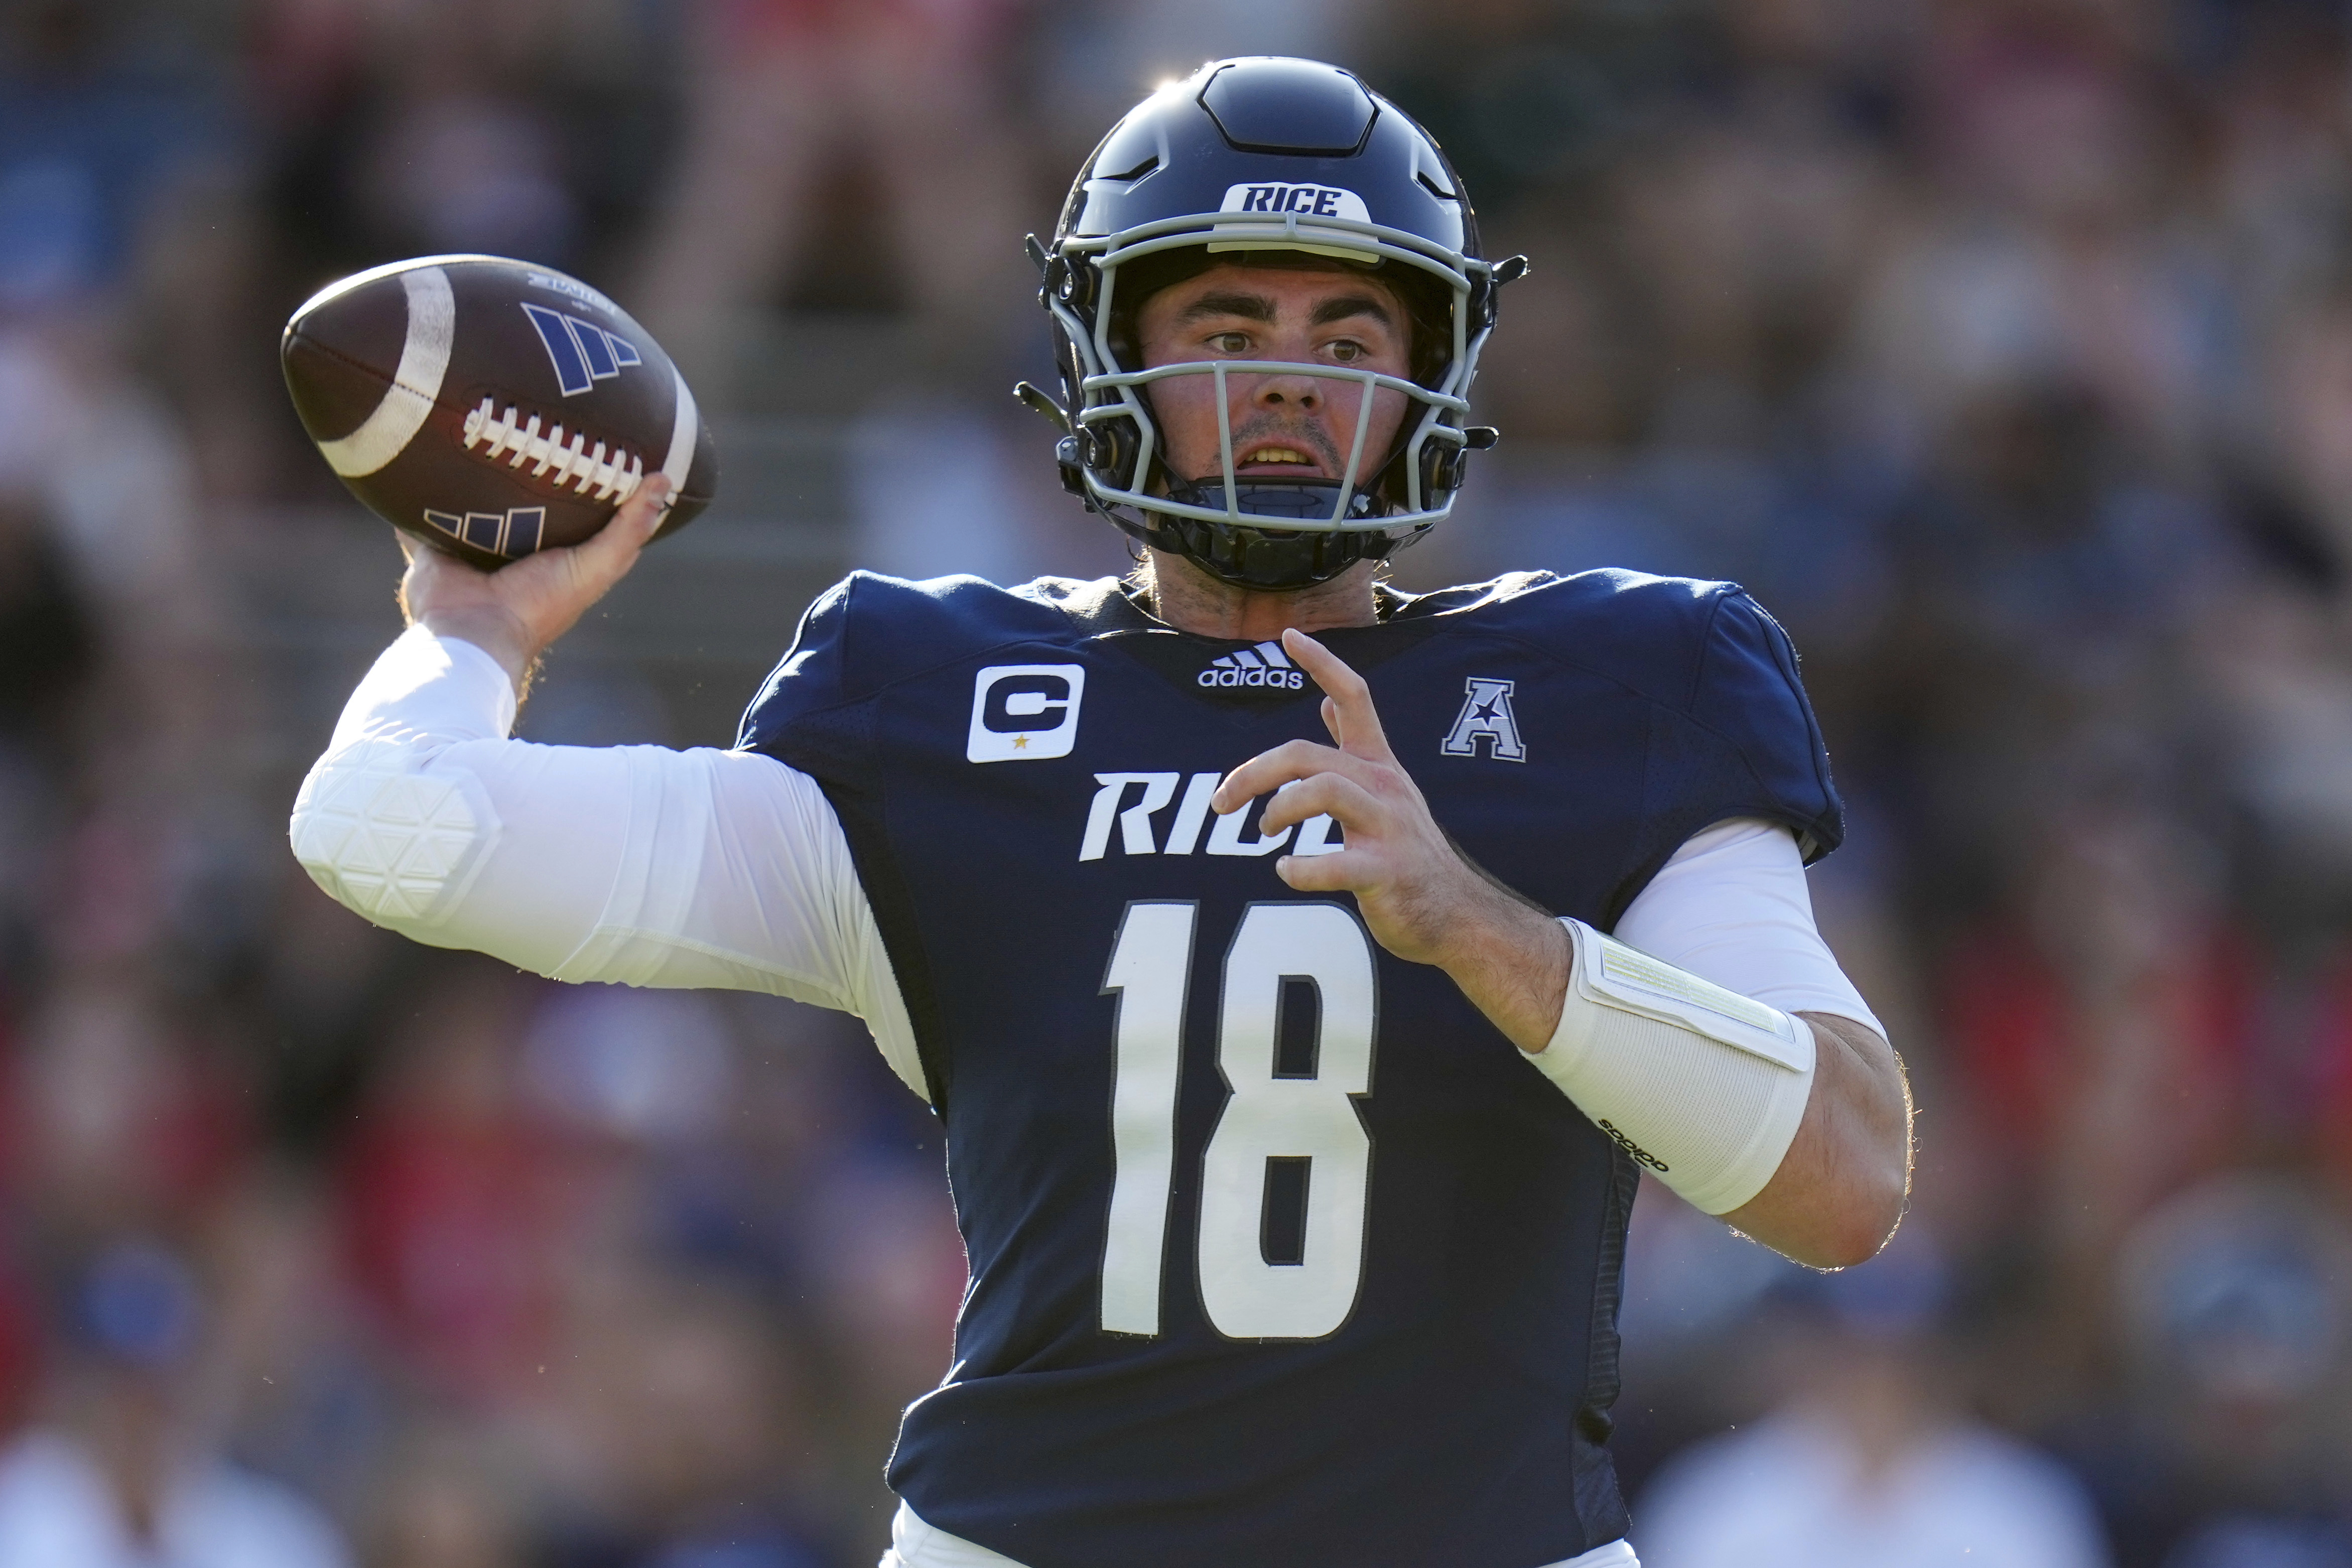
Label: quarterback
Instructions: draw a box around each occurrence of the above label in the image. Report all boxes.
[292,59,1909,1568]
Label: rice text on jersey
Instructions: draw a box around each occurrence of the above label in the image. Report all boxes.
[1079,771,1343,861]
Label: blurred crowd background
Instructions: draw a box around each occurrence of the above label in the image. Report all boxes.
[5,0,2352,1563]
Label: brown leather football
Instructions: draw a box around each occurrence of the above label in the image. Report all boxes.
[281,254,718,571]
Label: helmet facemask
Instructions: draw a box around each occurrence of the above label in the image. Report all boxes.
[1048,230,1486,590]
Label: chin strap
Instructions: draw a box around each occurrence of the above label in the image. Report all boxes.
[1111,508,1401,591]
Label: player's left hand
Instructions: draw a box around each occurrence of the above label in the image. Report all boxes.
[1212,628,1542,973]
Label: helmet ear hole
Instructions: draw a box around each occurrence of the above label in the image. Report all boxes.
[1419,427,1495,501]
[1084,415,1144,491]
[1055,257,1098,313]
[1423,441,1463,498]
[1058,414,1145,502]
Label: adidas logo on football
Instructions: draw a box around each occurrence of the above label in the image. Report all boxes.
[521,302,641,397]
[1199,641,1305,690]
[422,504,546,559]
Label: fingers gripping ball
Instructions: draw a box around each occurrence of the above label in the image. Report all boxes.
[281,255,719,571]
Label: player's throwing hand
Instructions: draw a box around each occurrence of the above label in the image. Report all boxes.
[398,475,673,687]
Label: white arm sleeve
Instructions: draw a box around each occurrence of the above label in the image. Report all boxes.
[288,627,927,1099]
[1613,817,1884,1037]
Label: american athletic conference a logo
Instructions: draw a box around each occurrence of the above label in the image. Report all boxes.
[1441,677,1526,762]
[1199,641,1305,690]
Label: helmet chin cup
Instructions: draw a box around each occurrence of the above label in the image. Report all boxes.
[1168,476,1389,524]
[1031,57,1524,593]
[1150,476,1401,590]
[1121,509,1401,591]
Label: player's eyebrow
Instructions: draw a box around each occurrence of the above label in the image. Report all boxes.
[1178,291,1277,324]
[1308,293,1394,329]
[1178,291,1396,332]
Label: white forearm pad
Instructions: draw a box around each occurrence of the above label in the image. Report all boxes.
[1529,919,1817,1215]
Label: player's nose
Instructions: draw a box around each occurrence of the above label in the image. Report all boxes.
[1249,369,1322,410]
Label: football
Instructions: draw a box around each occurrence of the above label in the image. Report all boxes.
[281,254,718,571]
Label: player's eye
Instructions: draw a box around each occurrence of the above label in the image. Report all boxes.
[1208,331,1251,355]
[1327,339,1366,363]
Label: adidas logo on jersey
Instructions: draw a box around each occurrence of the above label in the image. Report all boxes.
[1199,642,1306,690]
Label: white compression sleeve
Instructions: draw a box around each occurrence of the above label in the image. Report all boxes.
[1613,818,1883,1036]
[289,627,926,1098]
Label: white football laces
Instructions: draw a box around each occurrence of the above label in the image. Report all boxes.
[461,397,645,503]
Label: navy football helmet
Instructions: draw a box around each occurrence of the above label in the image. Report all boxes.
[1019,58,1523,591]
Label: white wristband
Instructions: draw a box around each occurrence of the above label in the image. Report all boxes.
[1529,919,1816,1215]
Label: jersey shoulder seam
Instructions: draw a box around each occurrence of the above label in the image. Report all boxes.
[815,572,1105,710]
[1685,584,1740,715]
[1426,577,1739,722]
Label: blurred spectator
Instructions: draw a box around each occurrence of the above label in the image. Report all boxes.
[337,961,580,1405]
[529,1265,833,1567]
[1858,10,2218,461]
[1033,0,1375,157]
[2065,1174,2352,1563]
[257,0,660,278]
[358,1423,529,1568]
[0,1237,351,1568]
[847,398,1127,586]
[12,968,253,1237]
[1635,1231,2112,1568]
[207,1170,400,1535]
[0,0,235,573]
[0,495,95,740]
[634,0,1038,406]
[0,494,96,967]
[1932,795,2243,1279]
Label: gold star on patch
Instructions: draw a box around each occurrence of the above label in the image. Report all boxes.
[1012,735,1029,750]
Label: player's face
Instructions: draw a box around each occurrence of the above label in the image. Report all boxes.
[1134,263,1414,490]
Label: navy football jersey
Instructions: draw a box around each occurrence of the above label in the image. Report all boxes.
[739,569,1842,1568]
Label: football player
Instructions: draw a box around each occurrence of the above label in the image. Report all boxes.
[293,59,1909,1568]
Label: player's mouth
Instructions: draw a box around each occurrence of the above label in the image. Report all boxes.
[1235,445,1327,477]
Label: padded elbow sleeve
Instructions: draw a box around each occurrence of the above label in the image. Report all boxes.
[290,738,501,927]
[1528,919,1816,1215]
